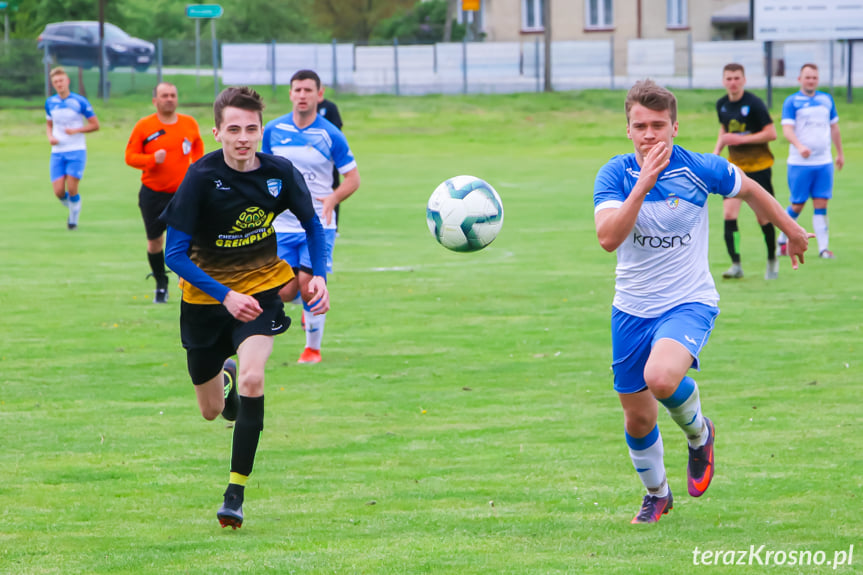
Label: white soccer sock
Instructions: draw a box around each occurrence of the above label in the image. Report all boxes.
[626,426,668,496]
[302,308,326,351]
[659,376,708,447]
[58,192,70,208]
[68,195,82,225]
[813,211,829,253]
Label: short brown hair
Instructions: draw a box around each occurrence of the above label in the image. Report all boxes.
[153,82,177,98]
[800,62,819,73]
[290,69,321,89]
[625,79,677,124]
[213,86,264,128]
[50,66,67,79]
[723,63,745,75]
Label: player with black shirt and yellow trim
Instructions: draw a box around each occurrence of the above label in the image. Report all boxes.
[161,86,329,530]
[713,63,779,280]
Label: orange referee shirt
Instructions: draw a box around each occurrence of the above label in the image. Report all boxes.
[125,113,204,192]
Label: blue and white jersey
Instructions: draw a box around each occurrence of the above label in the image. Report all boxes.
[45,92,95,153]
[594,146,742,318]
[262,114,356,233]
[781,90,838,166]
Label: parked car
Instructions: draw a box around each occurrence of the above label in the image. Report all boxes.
[37,21,155,72]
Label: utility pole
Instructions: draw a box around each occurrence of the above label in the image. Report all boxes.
[98,0,107,99]
[543,0,552,92]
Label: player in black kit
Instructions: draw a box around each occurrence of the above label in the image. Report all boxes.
[161,86,329,529]
[713,63,779,280]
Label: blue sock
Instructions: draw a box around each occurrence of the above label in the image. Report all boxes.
[625,425,667,496]
[658,376,707,447]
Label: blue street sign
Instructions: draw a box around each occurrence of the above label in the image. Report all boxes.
[185,4,223,18]
[0,3,8,9]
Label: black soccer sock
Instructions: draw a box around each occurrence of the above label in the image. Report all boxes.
[147,250,167,282]
[761,223,776,260]
[724,219,740,263]
[231,395,264,478]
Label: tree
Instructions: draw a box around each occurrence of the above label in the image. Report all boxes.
[313,0,414,43]
[373,0,464,44]
[443,0,457,42]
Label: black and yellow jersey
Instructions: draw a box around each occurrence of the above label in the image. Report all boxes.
[161,150,318,304]
[716,91,774,173]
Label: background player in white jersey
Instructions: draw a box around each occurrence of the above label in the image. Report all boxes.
[262,69,360,364]
[776,63,845,259]
[45,67,100,229]
[594,80,812,524]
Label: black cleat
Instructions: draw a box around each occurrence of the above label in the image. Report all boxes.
[147,273,170,304]
[67,222,77,230]
[217,486,244,529]
[221,358,239,422]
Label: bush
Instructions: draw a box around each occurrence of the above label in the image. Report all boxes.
[0,40,44,97]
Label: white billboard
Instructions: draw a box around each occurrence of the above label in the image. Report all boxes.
[754,0,863,41]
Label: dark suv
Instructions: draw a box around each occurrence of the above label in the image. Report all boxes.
[37,21,155,72]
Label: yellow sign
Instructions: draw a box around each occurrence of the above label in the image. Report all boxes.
[462,0,480,11]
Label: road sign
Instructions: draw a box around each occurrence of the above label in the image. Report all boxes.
[462,0,480,10]
[0,3,8,9]
[185,4,223,18]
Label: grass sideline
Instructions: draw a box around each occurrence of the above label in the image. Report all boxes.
[0,86,861,574]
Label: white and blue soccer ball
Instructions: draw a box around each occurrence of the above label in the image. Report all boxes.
[426,175,504,252]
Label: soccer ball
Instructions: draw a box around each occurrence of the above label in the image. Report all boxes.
[426,175,504,252]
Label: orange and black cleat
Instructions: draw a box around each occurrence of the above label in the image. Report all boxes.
[687,418,715,497]
[631,490,674,524]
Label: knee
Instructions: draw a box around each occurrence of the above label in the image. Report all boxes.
[201,404,222,421]
[623,410,656,438]
[279,281,298,303]
[643,366,678,399]
[239,366,265,396]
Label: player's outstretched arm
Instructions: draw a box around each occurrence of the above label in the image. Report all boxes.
[319,168,360,225]
[737,174,813,269]
[831,123,844,170]
[782,123,810,158]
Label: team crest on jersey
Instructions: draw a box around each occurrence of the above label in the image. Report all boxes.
[741,105,750,117]
[267,178,282,197]
[666,194,679,209]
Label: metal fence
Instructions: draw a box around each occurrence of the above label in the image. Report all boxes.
[2,36,860,102]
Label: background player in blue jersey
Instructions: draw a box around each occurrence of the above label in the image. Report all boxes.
[713,63,778,280]
[45,67,100,230]
[262,69,360,364]
[777,63,845,259]
[594,80,813,524]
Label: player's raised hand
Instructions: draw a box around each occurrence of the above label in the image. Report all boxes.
[223,290,263,322]
[641,142,671,185]
[305,276,330,315]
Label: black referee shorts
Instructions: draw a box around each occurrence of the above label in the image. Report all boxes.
[138,185,175,240]
[180,287,290,385]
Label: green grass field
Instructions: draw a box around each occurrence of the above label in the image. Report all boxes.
[0,85,861,574]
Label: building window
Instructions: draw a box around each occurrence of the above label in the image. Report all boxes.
[585,0,613,30]
[522,0,544,31]
[667,0,688,28]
